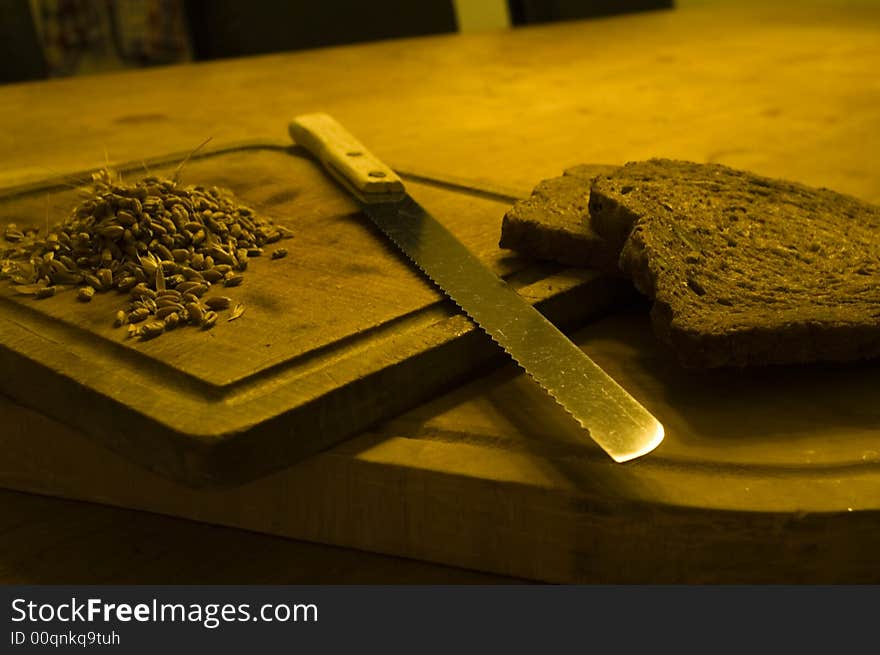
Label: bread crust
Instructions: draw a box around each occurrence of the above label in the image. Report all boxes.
[499,165,621,274]
[591,159,880,367]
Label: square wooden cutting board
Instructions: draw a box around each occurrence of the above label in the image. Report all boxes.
[0,144,625,486]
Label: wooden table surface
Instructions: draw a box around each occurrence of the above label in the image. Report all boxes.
[2,0,879,583]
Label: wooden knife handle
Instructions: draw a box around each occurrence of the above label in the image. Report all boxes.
[289,113,405,201]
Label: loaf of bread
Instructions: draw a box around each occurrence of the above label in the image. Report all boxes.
[503,158,880,368]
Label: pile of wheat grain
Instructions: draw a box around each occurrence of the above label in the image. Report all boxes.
[0,169,291,339]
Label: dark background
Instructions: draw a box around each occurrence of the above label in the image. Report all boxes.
[2,0,673,84]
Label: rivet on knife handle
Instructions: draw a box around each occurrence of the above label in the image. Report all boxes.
[290,113,405,202]
[289,112,664,463]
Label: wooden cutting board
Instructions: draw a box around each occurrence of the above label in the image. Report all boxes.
[3,302,880,582]
[0,144,626,487]
[4,148,880,582]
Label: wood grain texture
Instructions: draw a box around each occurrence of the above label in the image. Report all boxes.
[1,1,877,202]
[0,145,624,485]
[0,489,522,584]
[3,303,880,582]
[2,0,880,582]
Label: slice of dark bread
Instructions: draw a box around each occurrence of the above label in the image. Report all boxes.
[499,164,621,274]
[588,159,880,367]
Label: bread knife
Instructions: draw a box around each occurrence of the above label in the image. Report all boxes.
[289,113,663,462]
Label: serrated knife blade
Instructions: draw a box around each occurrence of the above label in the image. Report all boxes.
[289,113,663,462]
